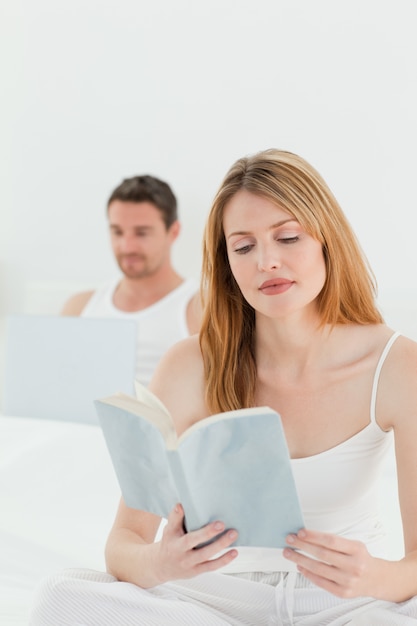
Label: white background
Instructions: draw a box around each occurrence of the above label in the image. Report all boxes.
[1,0,417,396]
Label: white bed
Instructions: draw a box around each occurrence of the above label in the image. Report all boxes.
[0,415,121,625]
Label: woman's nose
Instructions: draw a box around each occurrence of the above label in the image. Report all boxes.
[257,245,282,271]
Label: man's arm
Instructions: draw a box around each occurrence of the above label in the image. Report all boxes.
[60,291,94,316]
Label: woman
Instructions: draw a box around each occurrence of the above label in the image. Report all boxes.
[30,150,417,625]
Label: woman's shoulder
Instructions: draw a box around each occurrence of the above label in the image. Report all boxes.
[327,324,417,384]
[384,331,417,380]
[155,333,202,367]
[150,335,203,386]
[369,326,417,429]
[334,323,416,355]
[148,334,208,432]
[373,325,417,366]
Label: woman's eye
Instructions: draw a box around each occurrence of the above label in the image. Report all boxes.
[279,236,299,244]
[234,244,253,255]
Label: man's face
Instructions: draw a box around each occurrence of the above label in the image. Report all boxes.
[108,200,179,279]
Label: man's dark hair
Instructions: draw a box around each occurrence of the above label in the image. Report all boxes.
[107,175,178,228]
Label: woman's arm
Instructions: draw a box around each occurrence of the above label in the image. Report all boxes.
[105,499,238,589]
[104,335,239,588]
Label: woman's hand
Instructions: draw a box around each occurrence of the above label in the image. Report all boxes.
[153,504,239,584]
[283,529,384,599]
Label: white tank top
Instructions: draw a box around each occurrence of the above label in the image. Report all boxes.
[221,331,401,574]
[81,278,198,386]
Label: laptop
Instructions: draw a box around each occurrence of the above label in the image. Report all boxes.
[2,315,137,424]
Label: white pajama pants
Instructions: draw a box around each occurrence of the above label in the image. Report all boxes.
[29,568,417,626]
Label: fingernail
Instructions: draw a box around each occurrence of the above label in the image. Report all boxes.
[286,535,295,544]
[298,529,306,538]
[228,530,237,540]
[214,521,224,531]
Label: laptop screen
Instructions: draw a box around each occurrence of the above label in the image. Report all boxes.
[3,315,137,424]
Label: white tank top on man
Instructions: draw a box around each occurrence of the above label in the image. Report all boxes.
[81,277,198,386]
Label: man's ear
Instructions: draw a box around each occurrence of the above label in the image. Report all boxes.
[168,220,181,241]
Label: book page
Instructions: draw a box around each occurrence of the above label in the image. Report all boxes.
[134,381,172,416]
[98,391,177,447]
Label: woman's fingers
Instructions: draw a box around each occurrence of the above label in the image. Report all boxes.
[160,504,239,579]
[283,529,373,598]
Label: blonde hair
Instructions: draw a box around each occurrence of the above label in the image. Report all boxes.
[200,149,383,414]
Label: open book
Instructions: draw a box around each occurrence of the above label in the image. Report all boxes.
[95,382,304,548]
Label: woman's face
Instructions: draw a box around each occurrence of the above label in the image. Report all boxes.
[223,189,326,321]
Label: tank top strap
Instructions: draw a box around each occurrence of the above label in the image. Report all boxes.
[370,331,401,423]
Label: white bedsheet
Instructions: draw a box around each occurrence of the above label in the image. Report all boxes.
[0,415,121,625]
[0,414,404,626]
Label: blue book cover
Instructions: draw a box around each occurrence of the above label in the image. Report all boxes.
[95,384,304,548]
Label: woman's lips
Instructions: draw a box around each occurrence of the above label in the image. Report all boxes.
[259,279,293,295]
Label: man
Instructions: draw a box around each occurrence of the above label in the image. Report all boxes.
[61,174,202,386]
